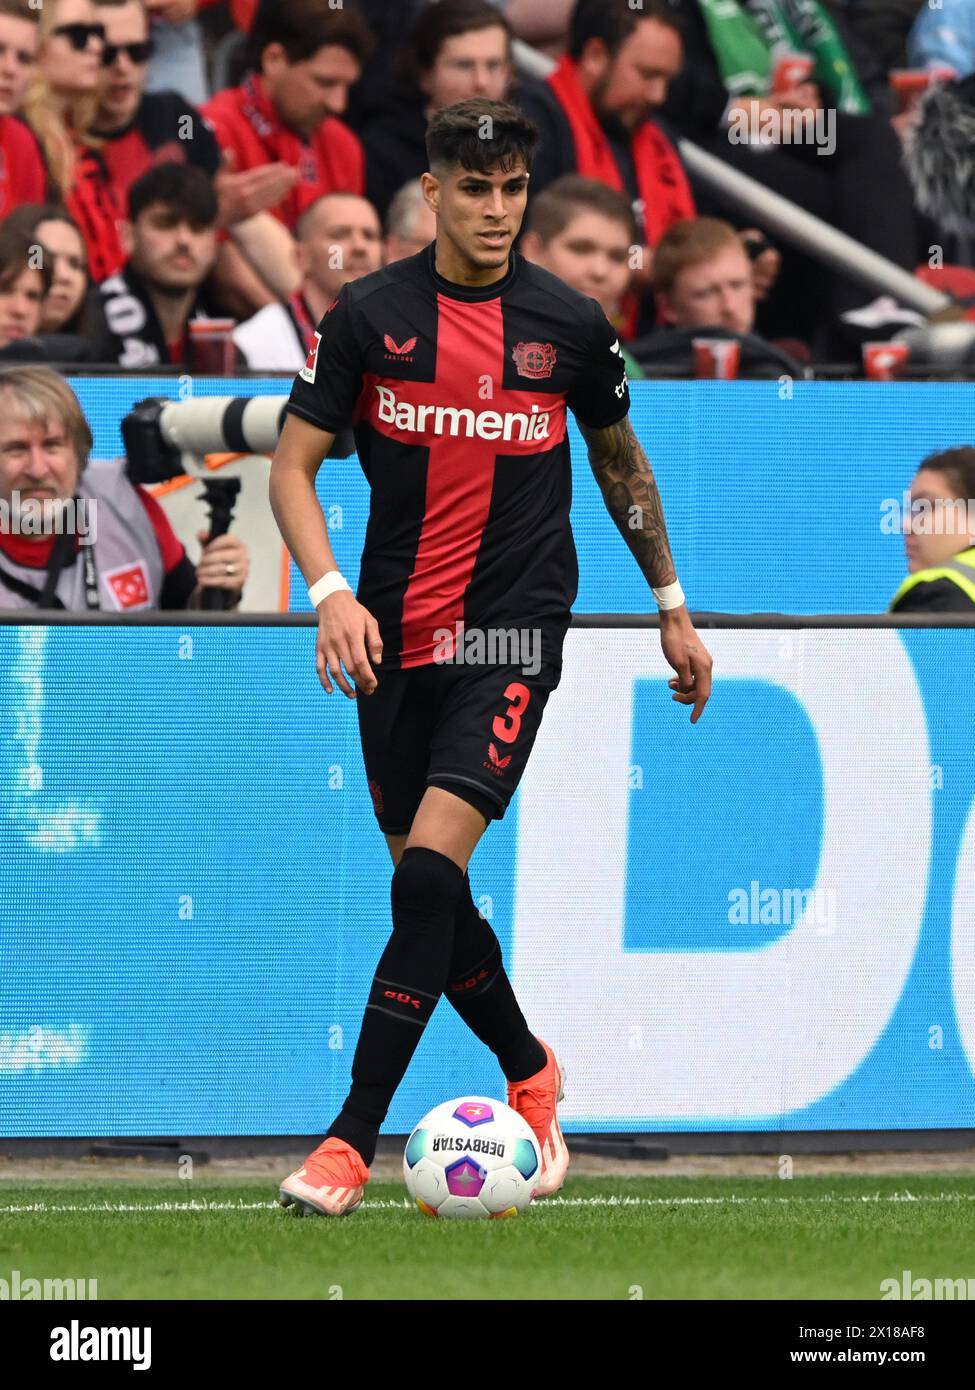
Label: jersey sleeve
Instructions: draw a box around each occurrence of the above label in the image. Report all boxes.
[565,299,631,430]
[285,287,365,434]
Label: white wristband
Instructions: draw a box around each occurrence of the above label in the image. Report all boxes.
[653,580,686,611]
[308,570,351,608]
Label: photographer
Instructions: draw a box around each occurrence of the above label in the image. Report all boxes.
[0,365,248,610]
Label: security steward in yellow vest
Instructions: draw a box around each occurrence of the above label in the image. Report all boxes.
[890,546,975,613]
[890,448,975,614]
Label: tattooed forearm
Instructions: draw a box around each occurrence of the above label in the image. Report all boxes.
[579,416,677,590]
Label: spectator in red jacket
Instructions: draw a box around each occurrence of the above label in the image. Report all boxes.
[51,0,223,285]
[0,1,47,220]
[515,0,706,337]
[91,0,310,317]
[23,0,118,279]
[203,0,372,233]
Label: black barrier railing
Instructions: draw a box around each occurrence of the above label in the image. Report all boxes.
[46,364,975,381]
[3,611,975,628]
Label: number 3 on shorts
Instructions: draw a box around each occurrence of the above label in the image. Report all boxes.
[492,681,531,744]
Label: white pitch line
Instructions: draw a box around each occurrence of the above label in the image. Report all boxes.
[1,1192,974,1214]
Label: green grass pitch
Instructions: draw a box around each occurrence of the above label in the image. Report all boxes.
[3,1174,974,1300]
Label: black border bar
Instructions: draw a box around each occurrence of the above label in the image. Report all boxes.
[3,611,975,628]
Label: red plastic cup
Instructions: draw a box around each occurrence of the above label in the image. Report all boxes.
[188,318,236,373]
[773,54,814,95]
[863,342,911,381]
[693,338,741,380]
[889,67,956,112]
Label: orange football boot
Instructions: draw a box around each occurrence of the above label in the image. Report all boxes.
[278,1136,370,1217]
[506,1038,568,1197]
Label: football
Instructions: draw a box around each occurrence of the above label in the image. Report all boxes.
[403,1097,542,1219]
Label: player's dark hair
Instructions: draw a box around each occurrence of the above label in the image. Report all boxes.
[0,225,52,296]
[569,0,683,61]
[128,162,218,229]
[918,447,975,503]
[403,0,512,82]
[525,174,637,245]
[248,0,374,71]
[426,98,538,177]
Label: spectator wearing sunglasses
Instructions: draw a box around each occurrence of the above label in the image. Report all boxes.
[40,2,106,94]
[92,0,315,322]
[0,1,47,220]
[87,1,220,206]
[22,0,116,277]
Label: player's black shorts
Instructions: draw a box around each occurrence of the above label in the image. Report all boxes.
[355,641,565,834]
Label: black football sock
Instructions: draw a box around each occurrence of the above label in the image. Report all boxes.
[326,846,465,1165]
[444,871,547,1083]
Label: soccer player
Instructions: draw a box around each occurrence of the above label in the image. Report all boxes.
[269,96,712,1217]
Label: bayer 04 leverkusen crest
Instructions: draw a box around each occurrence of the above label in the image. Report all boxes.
[511,341,557,379]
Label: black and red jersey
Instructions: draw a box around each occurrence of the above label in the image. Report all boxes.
[286,244,630,670]
[92,92,221,202]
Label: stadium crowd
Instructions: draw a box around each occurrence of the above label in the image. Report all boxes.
[0,0,969,370]
[3,0,975,612]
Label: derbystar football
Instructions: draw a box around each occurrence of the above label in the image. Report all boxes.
[403,1097,542,1218]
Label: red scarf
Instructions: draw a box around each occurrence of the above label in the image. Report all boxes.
[68,144,126,283]
[287,292,317,350]
[547,54,695,247]
[236,76,362,226]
